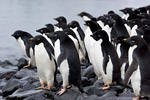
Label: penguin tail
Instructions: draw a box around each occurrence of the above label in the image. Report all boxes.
[117,80,132,89]
[76,81,85,93]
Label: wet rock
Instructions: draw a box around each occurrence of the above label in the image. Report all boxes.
[119,92,135,97]
[0,66,18,79]
[54,89,81,100]
[82,65,96,79]
[0,60,13,67]
[7,89,55,100]
[14,68,38,79]
[16,58,28,69]
[100,90,117,98]
[86,86,107,96]
[76,94,101,100]
[2,78,23,97]
[93,79,104,86]
[0,79,7,89]
[89,77,97,85]
[81,77,90,87]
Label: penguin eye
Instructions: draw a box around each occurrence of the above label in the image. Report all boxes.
[132,39,135,43]
[98,35,101,37]
[65,32,68,34]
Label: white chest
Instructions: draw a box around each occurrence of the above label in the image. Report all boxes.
[17,37,27,56]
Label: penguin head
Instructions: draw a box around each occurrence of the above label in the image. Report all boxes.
[119,8,134,14]
[97,15,107,23]
[78,12,93,18]
[54,16,67,24]
[104,17,115,27]
[91,29,109,41]
[45,23,54,33]
[36,28,50,34]
[12,30,29,39]
[115,36,129,45]
[123,36,146,47]
[68,21,80,28]
[30,35,46,45]
[46,31,67,43]
[85,20,101,32]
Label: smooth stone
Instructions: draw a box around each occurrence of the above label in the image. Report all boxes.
[82,65,96,79]
[0,66,18,79]
[86,86,107,96]
[0,79,7,89]
[81,77,90,87]
[54,89,81,100]
[16,58,28,69]
[93,79,104,86]
[0,60,13,67]
[76,94,102,100]
[2,78,23,97]
[100,90,117,98]
[14,68,38,79]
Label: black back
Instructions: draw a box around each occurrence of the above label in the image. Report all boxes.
[12,30,35,57]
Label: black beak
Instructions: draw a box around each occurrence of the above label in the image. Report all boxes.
[11,34,14,37]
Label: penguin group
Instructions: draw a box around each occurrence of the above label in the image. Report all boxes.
[12,4,150,100]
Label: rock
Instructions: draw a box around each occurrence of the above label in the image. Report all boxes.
[82,65,96,79]
[13,89,54,100]
[0,60,13,67]
[2,78,23,97]
[0,66,18,79]
[76,94,101,100]
[0,79,7,89]
[89,77,97,85]
[14,68,38,79]
[86,86,107,96]
[99,97,133,100]
[16,58,28,69]
[81,77,90,87]
[100,90,117,98]
[93,79,104,86]
[119,92,135,97]
[54,89,81,100]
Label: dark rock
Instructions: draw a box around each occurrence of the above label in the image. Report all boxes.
[54,89,81,100]
[76,94,101,100]
[86,86,107,96]
[119,92,135,97]
[16,58,28,69]
[0,60,13,67]
[0,79,7,89]
[20,76,38,84]
[7,89,54,100]
[93,79,104,86]
[14,68,38,79]
[0,66,18,79]
[82,65,96,79]
[99,97,133,100]
[19,84,35,92]
[100,90,117,98]
[2,78,23,97]
[89,77,97,85]
[81,77,90,87]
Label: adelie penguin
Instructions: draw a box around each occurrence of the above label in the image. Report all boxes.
[30,35,57,90]
[11,30,35,68]
[68,20,87,63]
[123,36,150,100]
[91,30,123,90]
[47,31,84,95]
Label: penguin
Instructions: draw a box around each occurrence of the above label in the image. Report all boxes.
[11,30,35,68]
[68,20,87,62]
[78,12,94,22]
[119,8,134,20]
[91,30,122,90]
[123,36,150,100]
[47,31,84,95]
[36,27,54,48]
[143,25,150,47]
[45,23,54,33]
[84,20,103,79]
[30,35,57,90]
[97,15,107,28]
[108,13,130,38]
[116,36,130,80]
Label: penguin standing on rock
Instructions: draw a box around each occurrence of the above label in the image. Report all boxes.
[123,36,150,100]
[30,35,57,90]
[11,30,35,68]
[47,31,84,95]
[91,30,122,90]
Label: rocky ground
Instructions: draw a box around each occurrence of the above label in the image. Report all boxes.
[0,57,147,100]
